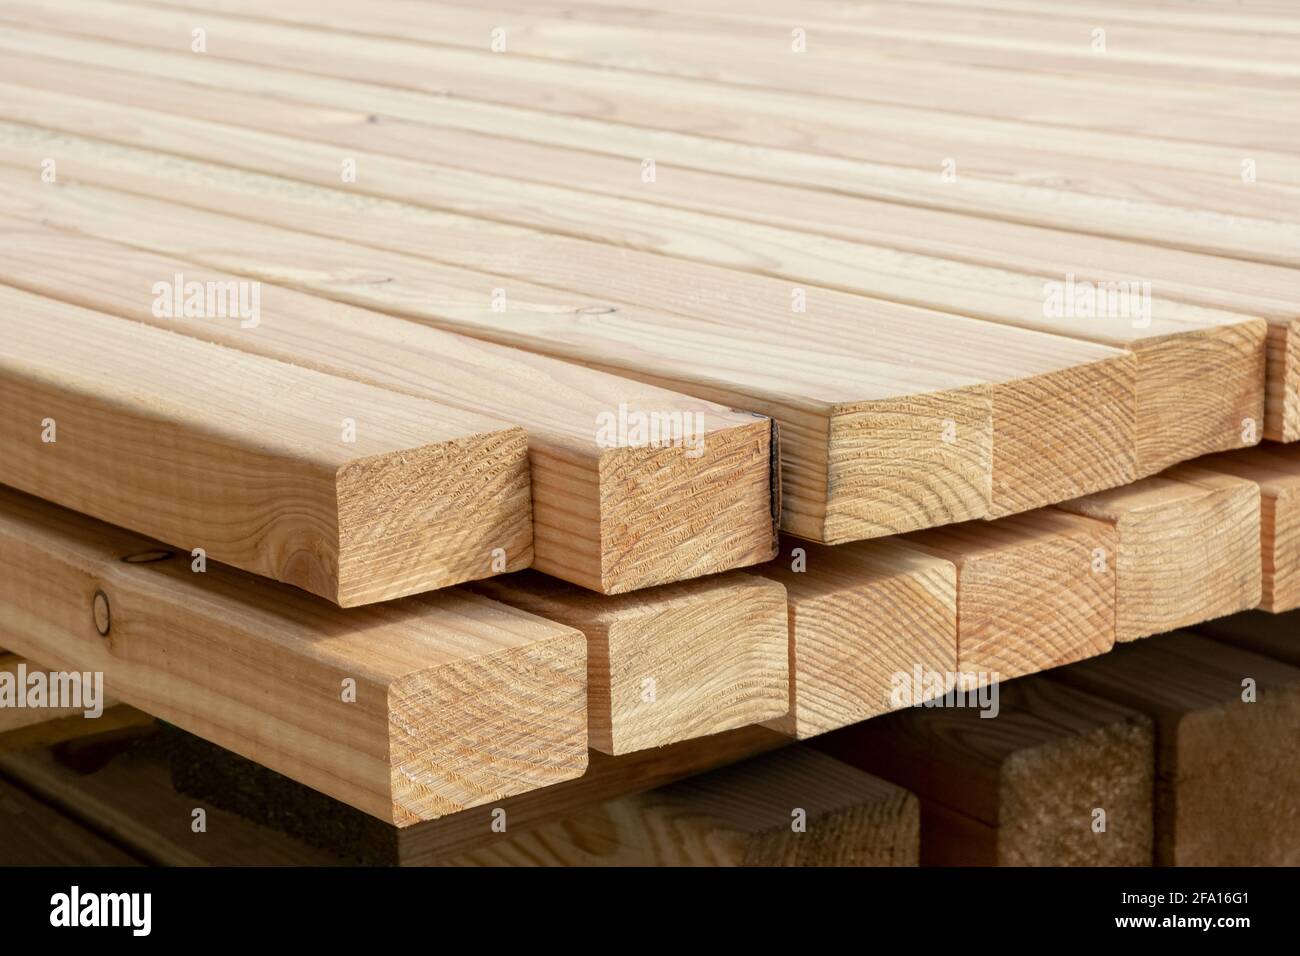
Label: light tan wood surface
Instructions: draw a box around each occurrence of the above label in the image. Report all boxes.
[0,487,588,825]
[902,511,1117,681]
[0,285,532,606]
[0,158,1151,538]
[0,218,777,594]
[1197,444,1300,612]
[1055,467,1261,641]
[470,570,788,754]
[752,537,957,739]
[0,22,1260,470]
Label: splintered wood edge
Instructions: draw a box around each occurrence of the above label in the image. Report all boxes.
[596,415,776,593]
[335,428,533,607]
[821,385,992,543]
[387,630,588,826]
[1130,320,1267,477]
[988,352,1137,517]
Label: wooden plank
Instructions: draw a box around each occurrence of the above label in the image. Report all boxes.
[469,571,788,754]
[0,732,341,865]
[0,141,1149,535]
[0,223,777,595]
[444,748,919,866]
[900,511,1116,681]
[0,285,532,607]
[1054,467,1261,642]
[0,25,1273,453]
[17,1,1300,140]
[1196,444,1300,611]
[1052,632,1300,866]
[750,537,957,739]
[1196,609,1300,668]
[7,54,1268,478]
[0,169,1150,541]
[167,722,786,864]
[483,0,1300,78]
[9,2,1296,265]
[0,774,144,865]
[452,0,1300,88]
[0,486,588,825]
[814,676,1154,866]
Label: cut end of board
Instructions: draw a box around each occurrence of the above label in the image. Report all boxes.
[988,352,1136,517]
[596,415,776,594]
[387,627,588,826]
[470,569,790,756]
[907,511,1116,681]
[1064,469,1260,643]
[593,574,789,755]
[334,428,533,607]
[1265,318,1300,442]
[1125,473,1262,639]
[820,386,992,544]
[757,538,957,739]
[1132,320,1266,476]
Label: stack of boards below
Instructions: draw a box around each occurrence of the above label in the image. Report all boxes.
[0,435,1294,837]
[2,621,1297,867]
[0,0,1297,861]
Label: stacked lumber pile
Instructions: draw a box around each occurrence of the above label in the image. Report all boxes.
[0,0,1297,866]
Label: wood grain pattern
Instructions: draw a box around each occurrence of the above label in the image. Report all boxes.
[815,676,1154,866]
[0,285,532,606]
[1197,444,1300,612]
[1052,632,1300,866]
[902,511,1117,681]
[0,219,776,594]
[0,486,588,825]
[0,165,1014,544]
[1055,467,1261,641]
[3,5,1260,469]
[469,570,788,754]
[0,61,1191,488]
[0,30,1243,473]
[752,537,957,739]
[444,748,919,866]
[11,0,1294,265]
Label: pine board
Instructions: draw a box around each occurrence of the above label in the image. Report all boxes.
[0,285,532,606]
[0,487,588,825]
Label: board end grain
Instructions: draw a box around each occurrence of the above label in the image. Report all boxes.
[821,385,992,543]
[1131,319,1267,476]
[597,413,776,593]
[387,625,588,825]
[1058,467,1261,642]
[989,351,1136,517]
[755,538,957,739]
[335,428,533,607]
